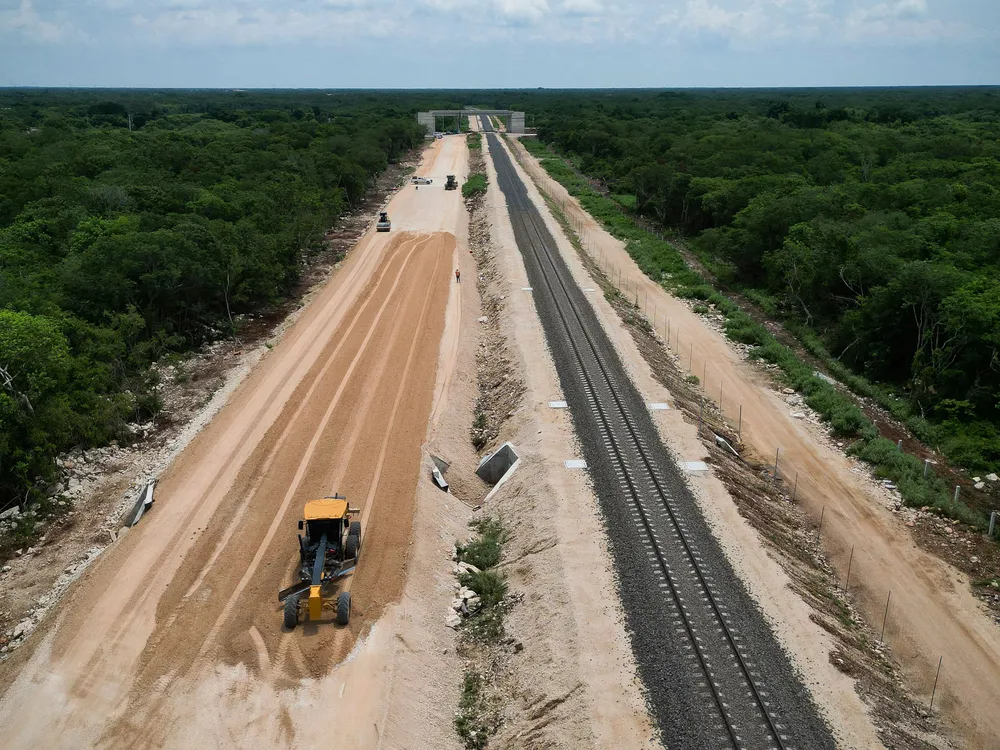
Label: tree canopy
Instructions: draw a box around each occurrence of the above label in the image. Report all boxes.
[0,89,447,508]
[516,87,1000,472]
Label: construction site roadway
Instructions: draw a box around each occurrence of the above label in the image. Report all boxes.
[0,135,467,749]
[482,118,835,750]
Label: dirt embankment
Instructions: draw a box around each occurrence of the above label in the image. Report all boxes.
[467,146,525,453]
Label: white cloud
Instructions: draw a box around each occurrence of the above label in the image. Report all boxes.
[2,0,986,49]
[658,0,811,44]
[849,0,928,23]
[491,0,550,24]
[1,0,81,42]
[561,0,604,14]
[652,0,970,46]
[130,4,384,45]
[843,0,968,41]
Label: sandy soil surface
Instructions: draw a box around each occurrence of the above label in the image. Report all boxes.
[479,133,659,748]
[509,136,1000,749]
[0,135,470,749]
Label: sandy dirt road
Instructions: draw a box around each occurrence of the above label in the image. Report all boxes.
[510,136,1000,748]
[0,135,469,749]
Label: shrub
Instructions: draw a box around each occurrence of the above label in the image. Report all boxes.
[462,173,488,199]
[459,569,509,608]
[457,516,507,570]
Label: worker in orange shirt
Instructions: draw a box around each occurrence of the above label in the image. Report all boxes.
[455,269,461,283]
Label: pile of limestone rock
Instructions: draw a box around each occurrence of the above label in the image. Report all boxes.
[446,560,483,629]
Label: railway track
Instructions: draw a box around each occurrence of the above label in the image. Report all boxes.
[481,117,833,750]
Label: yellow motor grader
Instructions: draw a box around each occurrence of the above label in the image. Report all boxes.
[278,495,361,629]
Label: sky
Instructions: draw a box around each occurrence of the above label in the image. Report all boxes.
[1,0,998,88]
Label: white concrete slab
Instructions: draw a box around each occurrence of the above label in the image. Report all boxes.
[564,459,587,469]
[548,400,568,408]
[684,461,709,473]
[521,287,533,291]
[648,402,671,410]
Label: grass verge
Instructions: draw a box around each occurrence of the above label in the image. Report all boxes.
[515,136,987,530]
[454,516,512,748]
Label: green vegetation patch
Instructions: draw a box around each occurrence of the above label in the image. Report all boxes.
[467,131,482,152]
[518,138,987,529]
[454,515,511,747]
[519,88,1000,483]
[456,516,507,570]
[462,173,489,199]
[0,89,432,517]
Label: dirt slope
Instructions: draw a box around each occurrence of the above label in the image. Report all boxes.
[510,136,1000,749]
[0,136,466,749]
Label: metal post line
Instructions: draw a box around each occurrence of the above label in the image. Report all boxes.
[879,590,891,643]
[929,656,944,713]
[843,545,855,593]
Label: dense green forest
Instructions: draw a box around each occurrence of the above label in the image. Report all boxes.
[4,87,999,515]
[510,88,1000,476]
[0,89,468,511]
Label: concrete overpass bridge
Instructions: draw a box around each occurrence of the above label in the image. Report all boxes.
[417,109,525,135]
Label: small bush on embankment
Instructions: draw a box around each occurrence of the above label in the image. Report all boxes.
[467,132,482,152]
[462,173,488,199]
[453,516,511,748]
[514,138,988,530]
[456,516,506,570]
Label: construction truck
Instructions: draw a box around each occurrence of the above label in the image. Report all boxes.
[279,495,361,629]
[445,175,458,191]
[376,211,391,232]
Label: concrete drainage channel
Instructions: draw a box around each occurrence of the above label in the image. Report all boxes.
[482,119,834,750]
[430,443,520,501]
[125,480,157,527]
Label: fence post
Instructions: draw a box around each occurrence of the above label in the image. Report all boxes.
[843,545,855,592]
[924,459,930,478]
[738,404,743,442]
[879,590,891,643]
[929,656,943,713]
[989,510,998,538]
[817,505,825,537]
[773,447,780,481]
[954,485,961,503]
[792,472,799,501]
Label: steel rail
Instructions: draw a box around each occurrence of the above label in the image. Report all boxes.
[485,123,787,749]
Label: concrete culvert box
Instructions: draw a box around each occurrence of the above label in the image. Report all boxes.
[476,442,520,485]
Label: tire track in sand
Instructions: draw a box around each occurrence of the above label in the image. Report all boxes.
[64,234,422,700]
[99,235,452,749]
[283,230,449,668]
